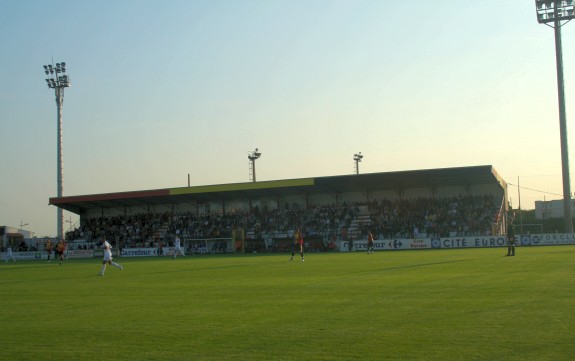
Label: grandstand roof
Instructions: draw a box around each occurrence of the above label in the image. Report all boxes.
[49,165,506,215]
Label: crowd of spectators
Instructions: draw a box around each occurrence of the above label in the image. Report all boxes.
[65,194,500,250]
[365,194,498,239]
[66,213,166,248]
[16,240,37,252]
[0,240,38,252]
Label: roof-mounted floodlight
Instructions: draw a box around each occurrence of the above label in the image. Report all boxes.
[248,148,261,161]
[353,152,363,174]
[248,148,261,182]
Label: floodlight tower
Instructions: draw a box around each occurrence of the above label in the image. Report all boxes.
[353,152,363,175]
[248,148,261,182]
[43,61,71,240]
[535,0,574,233]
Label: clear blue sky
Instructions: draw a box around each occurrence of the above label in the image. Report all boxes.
[1,0,574,237]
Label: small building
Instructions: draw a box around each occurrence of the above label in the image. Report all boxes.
[0,226,34,248]
[534,199,575,219]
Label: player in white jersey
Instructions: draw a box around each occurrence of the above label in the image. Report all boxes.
[3,246,16,262]
[98,238,123,276]
[173,236,186,259]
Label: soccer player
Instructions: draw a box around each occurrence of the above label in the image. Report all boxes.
[367,231,375,254]
[99,238,123,276]
[3,245,16,262]
[173,235,185,259]
[55,239,66,265]
[45,238,53,262]
[157,240,164,256]
[506,217,515,257]
[290,228,305,262]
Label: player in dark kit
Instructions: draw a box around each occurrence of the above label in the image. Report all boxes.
[290,228,305,262]
[506,216,515,257]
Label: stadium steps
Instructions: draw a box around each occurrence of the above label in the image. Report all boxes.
[347,213,371,240]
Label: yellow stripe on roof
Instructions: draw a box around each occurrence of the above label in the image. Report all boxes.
[169,178,315,195]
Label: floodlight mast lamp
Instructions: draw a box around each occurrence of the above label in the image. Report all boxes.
[353,152,363,175]
[248,148,261,182]
[535,0,574,233]
[43,61,71,240]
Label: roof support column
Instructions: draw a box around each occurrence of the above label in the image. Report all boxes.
[364,189,371,203]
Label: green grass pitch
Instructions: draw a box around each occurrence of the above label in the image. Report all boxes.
[1,246,574,361]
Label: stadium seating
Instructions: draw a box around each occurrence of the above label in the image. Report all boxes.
[64,194,501,252]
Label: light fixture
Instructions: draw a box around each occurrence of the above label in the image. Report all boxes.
[248,148,261,182]
[535,0,574,232]
[42,60,71,239]
[536,0,574,24]
[353,152,363,175]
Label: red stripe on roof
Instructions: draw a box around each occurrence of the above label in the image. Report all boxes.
[50,189,169,205]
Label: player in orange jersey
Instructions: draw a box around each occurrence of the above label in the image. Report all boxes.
[55,239,66,265]
[290,228,305,262]
[45,238,53,262]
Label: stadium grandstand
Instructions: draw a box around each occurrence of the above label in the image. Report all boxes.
[49,165,508,253]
